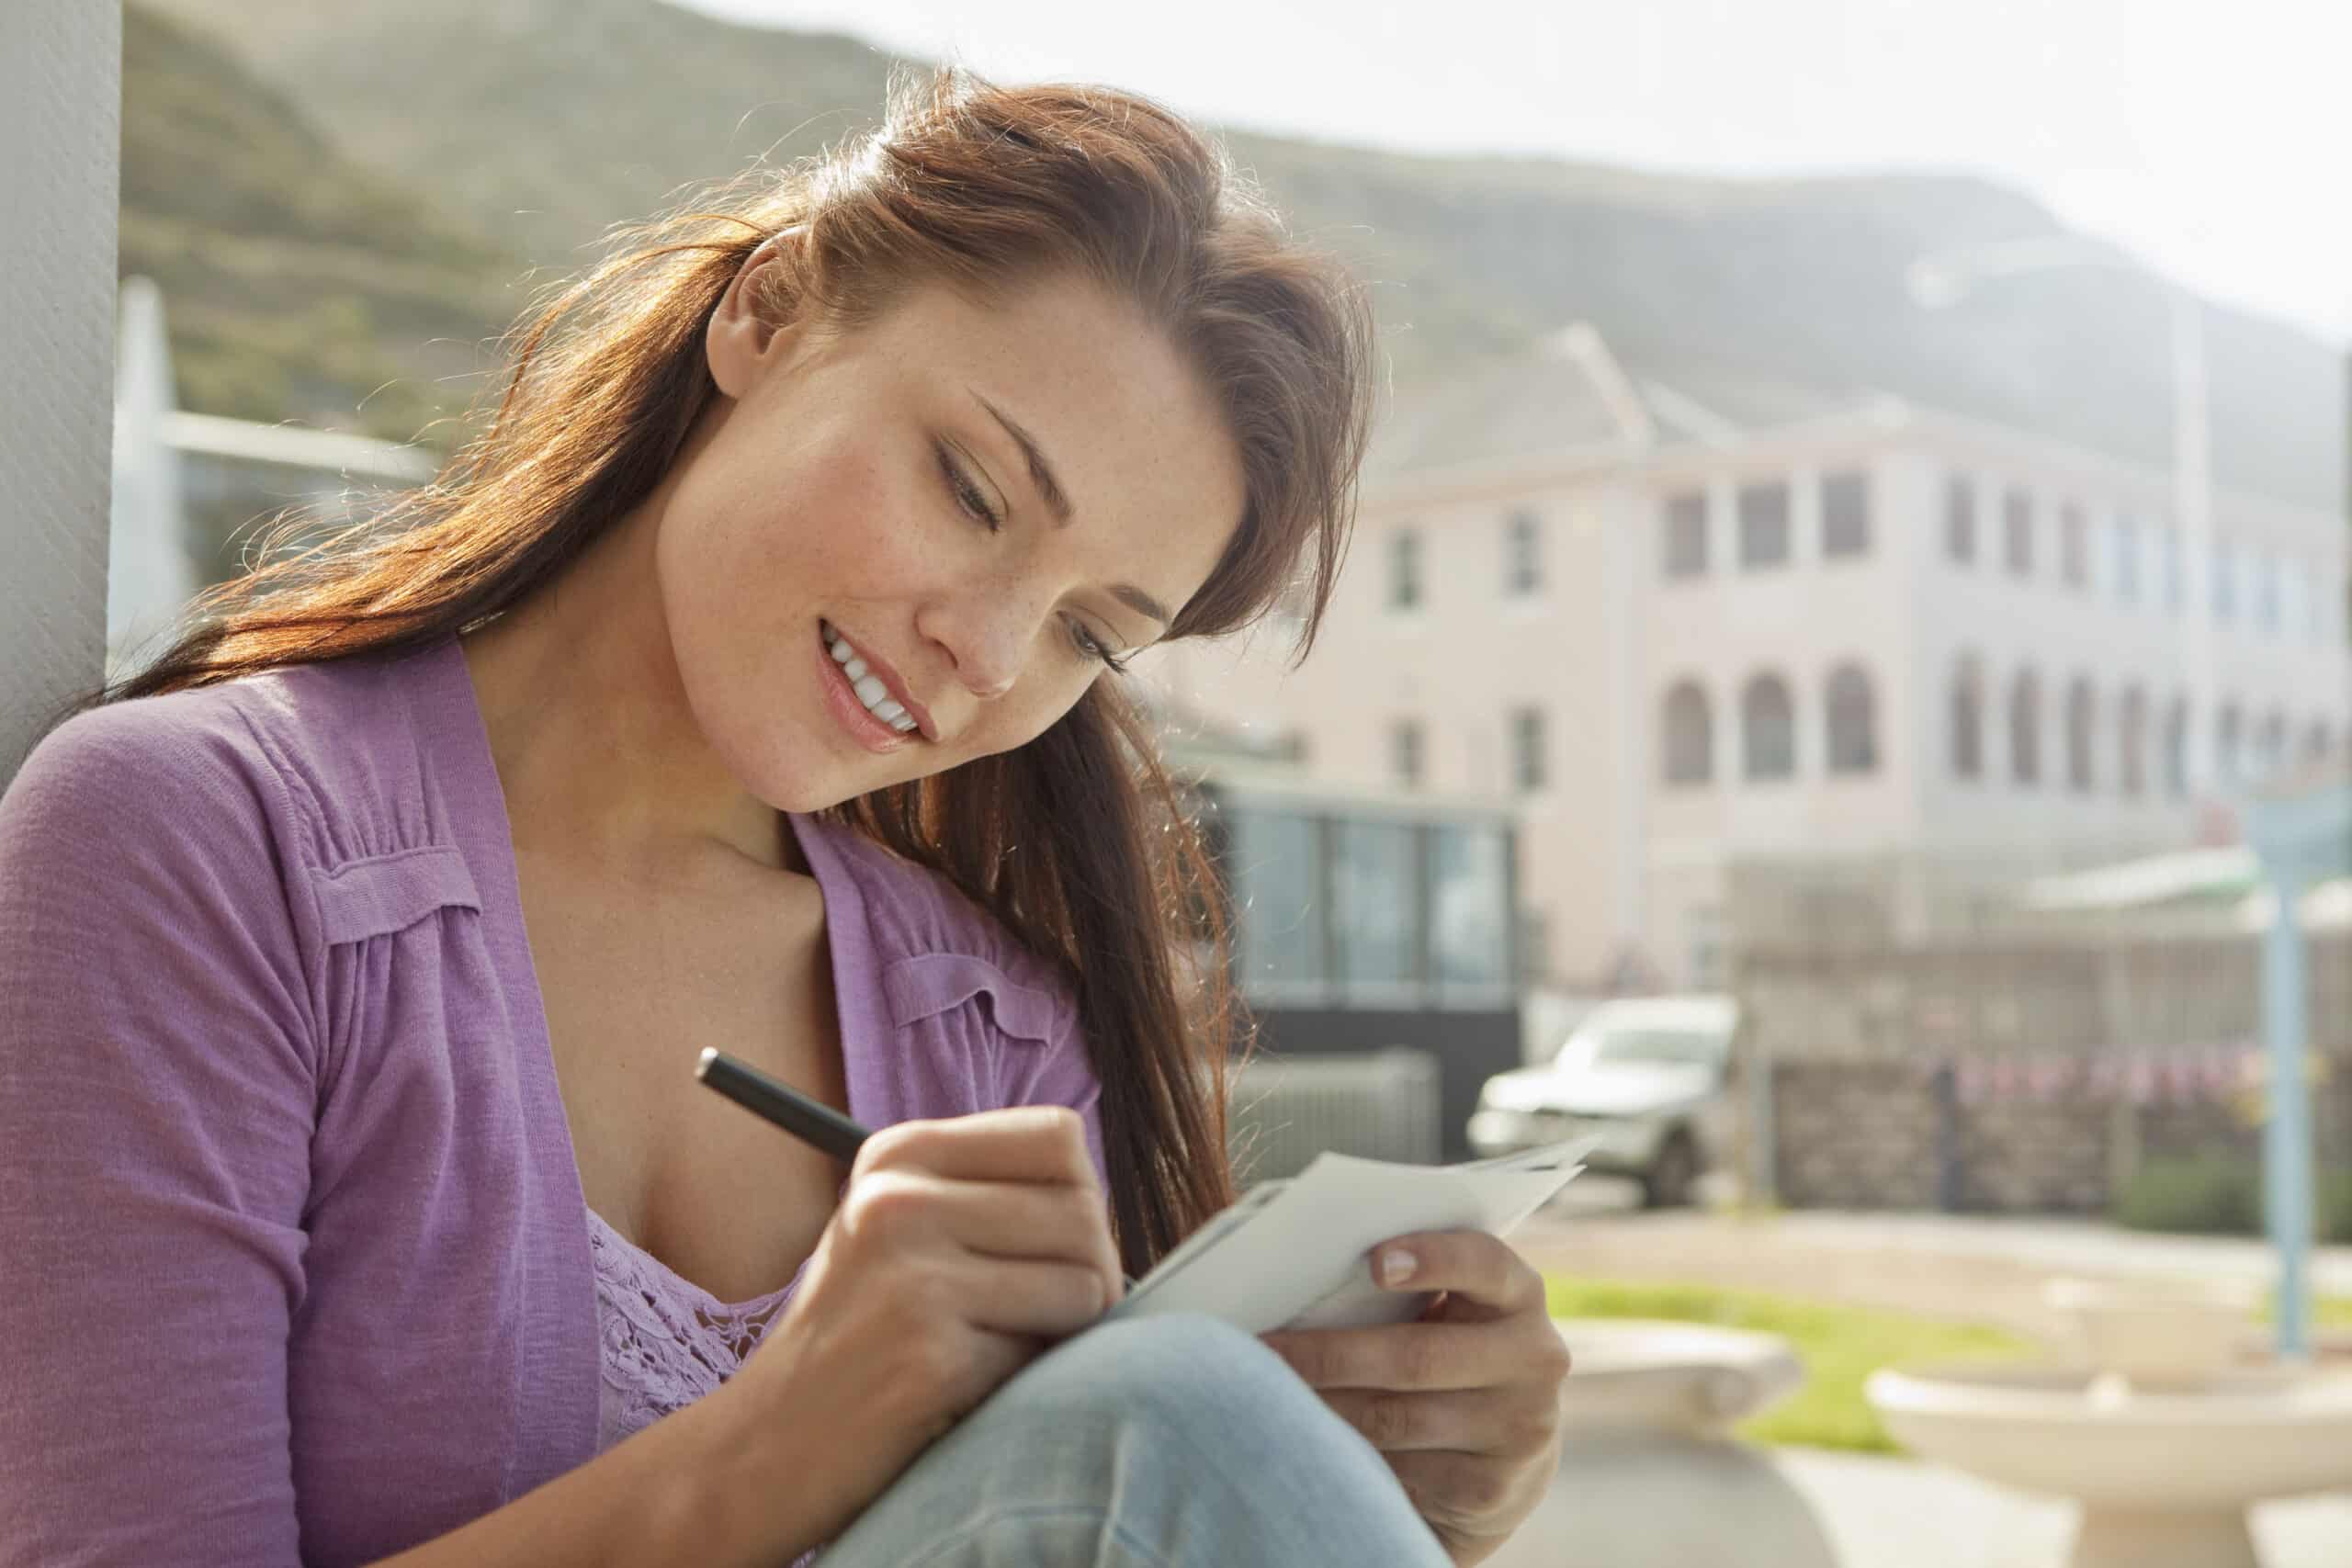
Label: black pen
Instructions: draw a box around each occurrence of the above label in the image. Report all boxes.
[695,1046,869,1162]
[694,1045,1139,1292]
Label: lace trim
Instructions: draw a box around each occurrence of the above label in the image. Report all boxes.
[586,1207,797,1450]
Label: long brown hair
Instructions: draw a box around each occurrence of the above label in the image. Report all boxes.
[34,68,1374,1277]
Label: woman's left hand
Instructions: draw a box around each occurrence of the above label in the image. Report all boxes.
[1259,1231,1569,1567]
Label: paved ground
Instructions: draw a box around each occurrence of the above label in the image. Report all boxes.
[1495,1189,2352,1565]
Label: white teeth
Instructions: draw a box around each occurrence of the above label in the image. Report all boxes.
[824,623,920,735]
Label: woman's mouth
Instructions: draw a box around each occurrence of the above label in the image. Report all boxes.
[818,620,923,752]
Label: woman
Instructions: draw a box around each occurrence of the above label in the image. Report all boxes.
[0,70,1568,1567]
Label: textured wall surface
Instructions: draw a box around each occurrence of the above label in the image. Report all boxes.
[2,1,119,784]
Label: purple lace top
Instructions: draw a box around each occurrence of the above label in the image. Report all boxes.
[586,1206,799,1452]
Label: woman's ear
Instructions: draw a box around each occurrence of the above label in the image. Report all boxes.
[707,228,807,401]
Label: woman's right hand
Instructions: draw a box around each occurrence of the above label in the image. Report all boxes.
[720,1104,1125,1552]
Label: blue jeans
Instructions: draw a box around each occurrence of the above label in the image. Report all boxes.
[817,1313,1454,1567]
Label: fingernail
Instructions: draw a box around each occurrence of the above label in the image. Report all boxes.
[1380,1247,1418,1287]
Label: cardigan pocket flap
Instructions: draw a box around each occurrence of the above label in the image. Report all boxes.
[311,845,483,946]
[881,952,1062,1046]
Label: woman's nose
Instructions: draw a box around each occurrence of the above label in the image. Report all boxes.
[920,594,1028,701]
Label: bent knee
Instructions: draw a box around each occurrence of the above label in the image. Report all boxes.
[1004,1311,1306,1430]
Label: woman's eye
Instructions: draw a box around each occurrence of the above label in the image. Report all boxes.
[934,441,1001,532]
[1071,620,1134,673]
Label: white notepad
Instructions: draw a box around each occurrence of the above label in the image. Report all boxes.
[1102,1136,1597,1335]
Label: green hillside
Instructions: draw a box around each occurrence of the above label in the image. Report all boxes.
[121,2,518,445]
[136,0,2341,506]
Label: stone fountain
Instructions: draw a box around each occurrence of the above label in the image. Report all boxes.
[1866,1275,2352,1568]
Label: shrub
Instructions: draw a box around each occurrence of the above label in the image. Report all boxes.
[2116,1151,2352,1242]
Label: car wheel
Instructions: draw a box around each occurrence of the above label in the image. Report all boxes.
[1642,1130,1698,1209]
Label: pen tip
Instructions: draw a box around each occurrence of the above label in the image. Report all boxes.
[695,1045,717,1077]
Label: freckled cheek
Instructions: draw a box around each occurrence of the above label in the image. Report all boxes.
[731,458,935,604]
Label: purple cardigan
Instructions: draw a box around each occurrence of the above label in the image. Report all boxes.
[0,635,1105,1566]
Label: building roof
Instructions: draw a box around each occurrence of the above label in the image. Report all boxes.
[1363,322,2343,523]
[1363,324,1872,487]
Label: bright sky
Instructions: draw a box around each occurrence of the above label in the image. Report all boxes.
[668,0,2350,345]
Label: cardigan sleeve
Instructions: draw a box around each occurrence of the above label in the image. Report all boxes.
[0,705,321,1567]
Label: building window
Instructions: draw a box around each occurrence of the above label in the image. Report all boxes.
[1509,707,1546,793]
[1503,509,1542,597]
[2211,540,2235,622]
[1391,718,1424,789]
[1820,470,1870,558]
[1737,481,1791,570]
[1944,474,1976,564]
[1662,681,1712,785]
[1331,819,1419,988]
[2065,676,2098,793]
[2010,669,2042,787]
[1950,656,1984,781]
[2003,487,2034,578]
[2112,514,2140,605]
[1742,672,1796,781]
[2216,702,2243,783]
[2255,551,2279,637]
[2257,710,2288,780]
[2117,685,2147,797]
[2306,721,2336,765]
[2162,525,2183,613]
[2060,503,2087,589]
[1389,528,1421,609]
[2163,697,2189,798]
[1825,663,1877,775]
[1663,491,1708,579]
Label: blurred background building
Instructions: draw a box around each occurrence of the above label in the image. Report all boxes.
[1141,323,2350,995]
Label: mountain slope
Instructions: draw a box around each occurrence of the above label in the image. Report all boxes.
[141,0,2342,507]
[121,2,518,444]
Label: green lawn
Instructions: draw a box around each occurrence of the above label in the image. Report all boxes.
[1544,1277,2031,1455]
[1546,1276,2352,1455]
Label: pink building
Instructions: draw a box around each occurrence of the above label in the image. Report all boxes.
[1142,326,2351,991]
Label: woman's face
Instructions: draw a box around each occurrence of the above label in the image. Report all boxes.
[656,257,1247,815]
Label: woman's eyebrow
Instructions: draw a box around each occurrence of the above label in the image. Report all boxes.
[1110,583,1171,627]
[969,389,1074,525]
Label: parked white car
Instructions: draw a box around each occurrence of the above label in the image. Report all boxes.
[1466,995,1739,1208]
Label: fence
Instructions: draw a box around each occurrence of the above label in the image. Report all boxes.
[1226,1046,1442,1186]
[1758,1050,2351,1213]
[1737,932,2352,1063]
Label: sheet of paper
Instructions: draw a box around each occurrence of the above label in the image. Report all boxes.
[1102,1135,1597,1335]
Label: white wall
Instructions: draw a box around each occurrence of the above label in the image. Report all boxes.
[2,1,119,781]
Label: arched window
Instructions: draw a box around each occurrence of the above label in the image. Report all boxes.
[1825,663,1877,775]
[2009,668,2042,786]
[1950,655,1984,781]
[2116,685,2147,797]
[1662,681,1713,786]
[2216,702,2243,784]
[1742,672,1796,782]
[2163,697,2189,798]
[2065,676,2098,793]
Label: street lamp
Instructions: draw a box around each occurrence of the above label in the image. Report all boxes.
[1907,238,2216,801]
